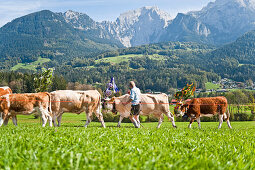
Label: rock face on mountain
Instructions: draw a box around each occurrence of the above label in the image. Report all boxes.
[188,0,255,44]
[60,7,171,47]
[160,13,211,44]
[100,6,171,47]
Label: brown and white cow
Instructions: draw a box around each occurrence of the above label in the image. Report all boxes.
[174,96,232,129]
[0,92,53,127]
[102,94,176,128]
[50,90,105,128]
[0,86,14,124]
[0,86,12,96]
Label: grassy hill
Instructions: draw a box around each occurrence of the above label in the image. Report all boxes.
[11,57,51,71]
[205,82,221,90]
[95,54,167,64]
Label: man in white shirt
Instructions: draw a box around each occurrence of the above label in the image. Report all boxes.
[125,81,141,128]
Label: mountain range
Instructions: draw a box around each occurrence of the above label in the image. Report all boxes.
[1,0,255,71]
[58,0,255,47]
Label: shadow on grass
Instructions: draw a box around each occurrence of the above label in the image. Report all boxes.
[59,124,136,128]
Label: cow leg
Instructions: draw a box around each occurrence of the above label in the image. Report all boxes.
[196,117,201,128]
[52,114,58,127]
[12,115,18,126]
[117,116,124,127]
[97,114,106,128]
[44,110,53,127]
[94,112,106,128]
[0,112,4,127]
[57,114,63,127]
[0,110,8,127]
[225,109,232,129]
[3,115,10,126]
[226,119,232,129]
[84,113,92,128]
[166,111,177,128]
[188,118,195,128]
[157,114,164,129]
[41,108,52,127]
[41,113,48,127]
[48,114,53,127]
[218,114,224,129]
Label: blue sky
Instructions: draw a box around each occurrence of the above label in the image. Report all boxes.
[0,0,214,27]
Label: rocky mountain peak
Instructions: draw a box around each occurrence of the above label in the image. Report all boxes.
[59,10,96,30]
[117,6,171,27]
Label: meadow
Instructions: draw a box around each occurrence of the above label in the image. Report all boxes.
[0,113,254,169]
[95,54,166,64]
[11,57,51,71]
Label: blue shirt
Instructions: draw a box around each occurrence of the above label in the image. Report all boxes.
[130,87,141,105]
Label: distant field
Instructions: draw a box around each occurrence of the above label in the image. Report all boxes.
[11,57,51,71]
[0,113,254,169]
[205,82,221,90]
[95,54,166,64]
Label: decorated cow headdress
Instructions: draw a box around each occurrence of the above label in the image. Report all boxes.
[174,83,196,103]
[104,77,119,98]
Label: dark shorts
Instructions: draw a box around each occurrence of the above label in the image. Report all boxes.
[131,104,140,115]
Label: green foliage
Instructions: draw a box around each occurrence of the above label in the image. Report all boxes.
[33,68,54,92]
[0,114,254,169]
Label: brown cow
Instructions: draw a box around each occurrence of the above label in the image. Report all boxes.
[50,90,105,128]
[174,97,232,129]
[0,92,52,127]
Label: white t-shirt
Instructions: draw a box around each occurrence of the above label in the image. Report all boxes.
[130,87,141,105]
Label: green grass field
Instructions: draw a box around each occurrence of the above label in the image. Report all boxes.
[205,82,221,90]
[11,57,51,71]
[0,114,254,169]
[95,54,166,64]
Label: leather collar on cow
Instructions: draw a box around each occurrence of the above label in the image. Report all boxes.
[102,100,105,110]
[112,101,117,114]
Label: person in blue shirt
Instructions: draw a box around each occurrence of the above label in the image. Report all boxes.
[124,81,141,128]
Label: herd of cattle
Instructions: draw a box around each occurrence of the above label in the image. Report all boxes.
[0,86,232,129]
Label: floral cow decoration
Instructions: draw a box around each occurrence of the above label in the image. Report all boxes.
[174,83,196,108]
[104,77,119,98]
[174,83,196,102]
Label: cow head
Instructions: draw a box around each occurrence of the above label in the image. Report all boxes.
[174,102,189,117]
[102,97,117,114]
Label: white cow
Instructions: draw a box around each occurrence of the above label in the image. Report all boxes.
[102,94,176,128]
[50,90,105,128]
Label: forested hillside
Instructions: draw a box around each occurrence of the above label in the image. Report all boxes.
[2,25,255,93]
[204,30,255,82]
[46,42,219,92]
[0,10,122,70]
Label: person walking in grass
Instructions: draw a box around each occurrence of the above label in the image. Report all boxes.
[124,81,141,128]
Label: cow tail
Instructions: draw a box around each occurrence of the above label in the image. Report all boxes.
[46,92,52,117]
[98,94,102,116]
